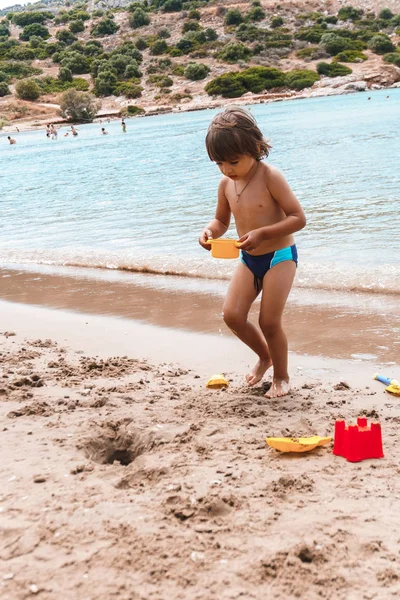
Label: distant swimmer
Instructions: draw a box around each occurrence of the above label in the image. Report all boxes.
[368,97,371,100]
[64,132,69,137]
[121,119,126,133]
[101,127,108,135]
[70,126,78,136]
[7,136,16,145]
[50,124,58,139]
[45,124,51,138]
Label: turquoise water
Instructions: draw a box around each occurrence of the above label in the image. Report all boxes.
[1,88,399,295]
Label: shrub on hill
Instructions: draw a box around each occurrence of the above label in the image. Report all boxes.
[7,45,36,60]
[383,52,400,66]
[84,41,104,57]
[56,29,77,45]
[206,65,286,98]
[182,20,200,33]
[60,89,99,122]
[317,62,352,76]
[34,75,89,93]
[59,66,73,82]
[0,61,42,79]
[333,50,367,62]
[246,6,265,22]
[20,23,50,41]
[69,20,85,34]
[115,81,142,97]
[379,9,394,20]
[188,9,200,20]
[271,16,283,28]
[13,11,53,27]
[0,22,10,37]
[285,69,319,89]
[225,9,244,27]
[129,9,150,29]
[124,105,145,116]
[296,26,327,44]
[92,18,119,37]
[338,6,363,22]
[15,78,41,100]
[150,39,168,55]
[320,33,352,55]
[61,51,91,74]
[184,62,209,80]
[94,70,118,95]
[368,34,395,54]
[0,81,9,96]
[162,0,183,13]
[217,42,252,63]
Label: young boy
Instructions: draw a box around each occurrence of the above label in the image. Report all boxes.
[199,107,306,398]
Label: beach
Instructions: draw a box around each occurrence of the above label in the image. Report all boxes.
[1,300,400,599]
[1,89,400,599]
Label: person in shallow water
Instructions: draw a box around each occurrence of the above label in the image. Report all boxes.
[199,107,306,399]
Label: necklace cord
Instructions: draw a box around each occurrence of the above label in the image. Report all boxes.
[234,162,259,201]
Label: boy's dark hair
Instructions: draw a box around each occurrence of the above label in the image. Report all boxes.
[205,107,271,162]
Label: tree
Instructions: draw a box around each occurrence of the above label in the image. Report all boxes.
[92,18,119,37]
[59,89,99,121]
[0,81,10,96]
[15,78,41,100]
[129,9,150,29]
[59,66,73,82]
[20,23,50,41]
[184,62,210,80]
[69,20,85,34]
[95,70,118,96]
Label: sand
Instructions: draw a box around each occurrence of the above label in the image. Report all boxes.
[1,300,400,600]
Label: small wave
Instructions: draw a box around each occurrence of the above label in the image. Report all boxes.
[0,249,399,297]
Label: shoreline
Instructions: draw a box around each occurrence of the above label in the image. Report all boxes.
[2,82,399,134]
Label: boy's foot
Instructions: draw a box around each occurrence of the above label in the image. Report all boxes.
[246,358,272,387]
[265,379,290,398]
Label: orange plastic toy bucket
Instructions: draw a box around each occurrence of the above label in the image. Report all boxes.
[208,238,241,259]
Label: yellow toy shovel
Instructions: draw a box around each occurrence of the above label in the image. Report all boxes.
[373,374,400,397]
[266,436,332,453]
[206,374,229,389]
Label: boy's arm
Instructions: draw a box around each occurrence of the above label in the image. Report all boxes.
[199,179,231,248]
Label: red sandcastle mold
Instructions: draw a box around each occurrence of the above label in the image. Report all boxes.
[333,417,384,462]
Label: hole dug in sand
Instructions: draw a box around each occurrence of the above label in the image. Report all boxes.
[78,420,155,466]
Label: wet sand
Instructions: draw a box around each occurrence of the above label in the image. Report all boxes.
[1,267,400,599]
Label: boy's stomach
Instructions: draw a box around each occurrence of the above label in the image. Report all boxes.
[240,234,296,256]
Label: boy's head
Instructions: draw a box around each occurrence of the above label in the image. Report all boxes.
[205,107,271,163]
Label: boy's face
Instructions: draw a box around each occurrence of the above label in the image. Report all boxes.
[215,154,256,180]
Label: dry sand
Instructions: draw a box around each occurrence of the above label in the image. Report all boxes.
[1,301,400,599]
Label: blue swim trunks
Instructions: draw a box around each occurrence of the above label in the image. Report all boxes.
[241,244,298,293]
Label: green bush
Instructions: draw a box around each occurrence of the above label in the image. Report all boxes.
[334,50,367,62]
[383,52,400,66]
[206,72,246,97]
[115,81,142,97]
[7,45,36,60]
[34,75,89,93]
[285,69,319,89]
[368,34,395,54]
[162,0,182,12]
[206,65,286,98]
[125,105,145,115]
[20,23,49,41]
[147,74,173,87]
[0,81,9,96]
[59,66,73,82]
[150,39,168,55]
[135,37,148,50]
[224,9,244,26]
[124,62,141,78]
[320,33,352,55]
[379,9,394,20]
[205,27,218,41]
[296,26,326,44]
[15,78,41,100]
[129,9,150,29]
[0,70,9,82]
[317,62,352,76]
[338,6,363,21]
[188,9,201,20]
[95,70,118,95]
[13,11,53,27]
[92,18,119,37]
[56,29,77,45]
[0,22,10,37]
[246,6,265,22]
[217,42,252,63]
[61,51,91,74]
[271,16,283,28]
[0,61,42,79]
[60,89,99,121]
[184,62,209,80]
[182,20,200,33]
[84,41,104,57]
[69,20,85,34]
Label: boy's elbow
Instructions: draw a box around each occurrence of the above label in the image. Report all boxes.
[297,212,306,231]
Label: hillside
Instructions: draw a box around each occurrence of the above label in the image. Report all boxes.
[0,0,399,129]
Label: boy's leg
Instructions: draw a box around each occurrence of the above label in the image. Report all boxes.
[223,262,272,385]
[259,260,297,398]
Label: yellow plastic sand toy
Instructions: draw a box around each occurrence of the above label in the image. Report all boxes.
[266,436,332,453]
[207,238,241,259]
[206,374,229,389]
[373,374,400,397]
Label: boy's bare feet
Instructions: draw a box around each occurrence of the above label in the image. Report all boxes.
[265,379,290,398]
[246,358,272,386]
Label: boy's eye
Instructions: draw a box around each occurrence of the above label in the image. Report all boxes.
[230,161,238,165]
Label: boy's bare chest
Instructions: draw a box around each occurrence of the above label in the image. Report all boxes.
[226,179,278,219]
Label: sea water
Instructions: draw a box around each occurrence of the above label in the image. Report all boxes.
[0,88,399,297]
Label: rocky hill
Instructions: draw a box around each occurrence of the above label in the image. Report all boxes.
[0,0,399,129]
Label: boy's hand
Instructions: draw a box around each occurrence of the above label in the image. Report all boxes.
[238,229,264,252]
[199,228,213,250]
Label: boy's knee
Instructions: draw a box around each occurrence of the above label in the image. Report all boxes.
[259,316,280,336]
[223,308,244,330]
